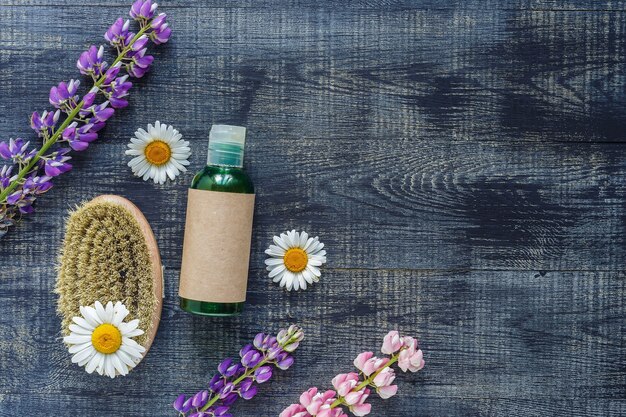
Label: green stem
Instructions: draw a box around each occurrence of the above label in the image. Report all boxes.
[330,355,400,409]
[0,25,151,204]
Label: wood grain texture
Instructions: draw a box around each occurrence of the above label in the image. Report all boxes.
[0,1,625,416]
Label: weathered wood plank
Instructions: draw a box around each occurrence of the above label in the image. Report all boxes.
[0,269,624,416]
[1,1,625,416]
[1,138,625,271]
[0,1,625,11]
[2,6,626,145]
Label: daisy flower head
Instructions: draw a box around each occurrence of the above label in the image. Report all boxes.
[125,121,191,184]
[265,230,327,291]
[63,301,146,378]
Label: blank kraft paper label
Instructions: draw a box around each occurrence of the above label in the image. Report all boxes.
[179,189,255,303]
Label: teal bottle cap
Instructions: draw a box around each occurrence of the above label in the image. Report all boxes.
[207,124,246,167]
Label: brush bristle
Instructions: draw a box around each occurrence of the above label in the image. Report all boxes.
[56,201,156,347]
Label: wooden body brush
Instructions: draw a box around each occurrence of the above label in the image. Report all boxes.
[56,195,163,372]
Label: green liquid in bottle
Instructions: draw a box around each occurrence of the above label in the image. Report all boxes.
[179,125,254,316]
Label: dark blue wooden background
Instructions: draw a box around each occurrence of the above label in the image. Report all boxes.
[1,1,625,416]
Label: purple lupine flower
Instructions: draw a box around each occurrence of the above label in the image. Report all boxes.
[241,348,263,368]
[23,175,53,194]
[219,382,235,399]
[105,18,132,48]
[49,80,80,110]
[209,374,225,393]
[130,0,158,20]
[62,122,98,151]
[172,326,303,417]
[151,12,167,30]
[239,378,258,400]
[1,1,170,239]
[0,209,16,237]
[103,62,122,84]
[217,359,240,378]
[254,366,272,384]
[43,148,72,177]
[132,34,149,52]
[221,393,238,407]
[126,47,154,78]
[150,13,171,45]
[0,138,35,163]
[191,390,209,409]
[30,110,60,138]
[253,333,278,351]
[212,406,232,417]
[173,395,193,413]
[82,91,97,108]
[275,351,295,370]
[77,45,108,76]
[107,75,133,108]
[6,174,53,214]
[0,165,15,188]
[81,101,115,122]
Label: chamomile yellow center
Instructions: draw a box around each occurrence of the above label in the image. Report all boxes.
[144,140,171,166]
[91,323,122,354]
[284,248,308,272]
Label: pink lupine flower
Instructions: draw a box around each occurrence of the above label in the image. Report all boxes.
[300,388,338,416]
[280,404,311,417]
[398,336,424,372]
[343,388,371,416]
[372,367,398,399]
[353,351,373,372]
[381,330,403,355]
[331,373,360,397]
[354,352,388,376]
[281,330,424,417]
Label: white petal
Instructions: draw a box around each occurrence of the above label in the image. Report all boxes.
[298,274,307,290]
[111,354,128,376]
[307,264,321,277]
[85,352,103,374]
[71,316,95,331]
[302,268,314,284]
[293,275,300,291]
[116,349,137,368]
[299,231,308,247]
[71,346,95,363]
[272,269,285,283]
[77,348,97,367]
[104,301,114,323]
[69,323,93,335]
[118,319,139,334]
[265,258,285,266]
[269,264,286,277]
[95,352,105,375]
[309,258,324,267]
[273,235,289,250]
[80,306,102,327]
[303,237,316,251]
[104,355,116,378]
[94,302,107,323]
[64,334,92,344]
[68,341,93,354]
[265,245,286,256]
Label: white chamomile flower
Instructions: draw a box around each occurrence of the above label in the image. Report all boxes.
[264,230,327,291]
[63,301,146,378]
[125,121,191,184]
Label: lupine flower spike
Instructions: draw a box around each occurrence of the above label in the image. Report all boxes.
[0,0,171,238]
[173,325,304,417]
[280,331,424,417]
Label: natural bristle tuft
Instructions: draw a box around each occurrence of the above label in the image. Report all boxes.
[56,201,156,347]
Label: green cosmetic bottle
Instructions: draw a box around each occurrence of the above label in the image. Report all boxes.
[179,125,255,316]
